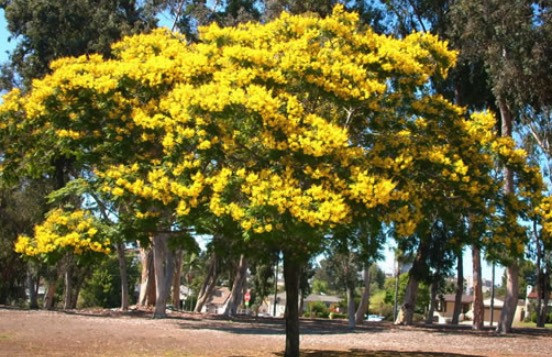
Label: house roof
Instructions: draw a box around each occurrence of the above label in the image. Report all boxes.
[483,297,504,308]
[267,292,342,304]
[304,294,342,303]
[527,289,552,299]
[206,287,231,306]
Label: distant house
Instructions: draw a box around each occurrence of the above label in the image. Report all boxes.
[435,294,526,324]
[178,285,194,309]
[434,294,474,323]
[201,287,231,314]
[264,292,342,317]
[264,292,287,317]
[465,297,525,324]
[526,287,552,305]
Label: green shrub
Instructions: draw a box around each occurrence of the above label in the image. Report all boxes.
[79,254,139,309]
[306,301,329,318]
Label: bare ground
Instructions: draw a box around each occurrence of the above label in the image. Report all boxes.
[1,307,551,357]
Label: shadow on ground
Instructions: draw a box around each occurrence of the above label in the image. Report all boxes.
[297,351,484,357]
[228,349,486,357]
[177,316,389,335]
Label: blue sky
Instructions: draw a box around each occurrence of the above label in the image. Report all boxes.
[0,9,15,64]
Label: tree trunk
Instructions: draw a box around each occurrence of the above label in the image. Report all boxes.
[224,254,248,317]
[138,245,156,307]
[472,244,485,330]
[452,251,464,324]
[496,98,519,334]
[153,233,171,318]
[426,275,439,324]
[117,241,129,310]
[44,278,57,310]
[395,273,419,325]
[283,252,301,357]
[70,265,87,309]
[355,264,372,324]
[346,284,356,329]
[63,255,74,310]
[396,243,427,325]
[497,262,519,333]
[27,267,39,310]
[194,251,219,313]
[172,249,183,309]
[538,261,550,327]
[163,248,175,308]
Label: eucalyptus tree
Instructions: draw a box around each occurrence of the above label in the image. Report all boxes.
[450,0,551,333]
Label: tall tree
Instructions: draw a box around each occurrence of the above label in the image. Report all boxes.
[2,6,528,356]
[450,0,549,333]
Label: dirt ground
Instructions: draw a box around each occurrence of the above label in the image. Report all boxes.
[1,307,551,357]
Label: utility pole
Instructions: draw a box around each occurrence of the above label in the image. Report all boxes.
[490,263,495,327]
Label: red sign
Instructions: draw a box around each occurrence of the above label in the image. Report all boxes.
[244,291,251,302]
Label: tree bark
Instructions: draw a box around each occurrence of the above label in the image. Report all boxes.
[452,251,464,324]
[497,262,519,333]
[396,243,427,325]
[27,267,39,310]
[355,264,372,324]
[472,244,485,330]
[426,275,439,324]
[44,277,57,310]
[138,245,156,307]
[496,98,519,334]
[172,249,183,309]
[346,284,356,329]
[283,252,301,357]
[117,241,129,310]
[395,272,419,325]
[194,251,219,312]
[63,255,74,310]
[224,254,248,317]
[153,232,171,318]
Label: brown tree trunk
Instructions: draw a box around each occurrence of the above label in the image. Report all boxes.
[396,242,427,325]
[346,284,356,329]
[194,251,219,313]
[224,254,248,317]
[27,267,39,310]
[426,275,439,324]
[283,252,301,357]
[43,277,57,310]
[452,251,464,324]
[538,261,550,327]
[172,249,183,309]
[138,245,156,307]
[355,264,372,324]
[63,255,74,310]
[472,244,485,330]
[117,241,129,310]
[153,233,171,318]
[496,99,519,334]
[395,273,419,325]
[497,262,519,333]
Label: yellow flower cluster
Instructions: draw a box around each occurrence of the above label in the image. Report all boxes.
[0,4,508,243]
[14,209,111,257]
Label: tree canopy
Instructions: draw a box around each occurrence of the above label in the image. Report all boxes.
[0,3,547,356]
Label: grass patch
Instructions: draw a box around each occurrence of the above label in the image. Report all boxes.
[513,321,552,329]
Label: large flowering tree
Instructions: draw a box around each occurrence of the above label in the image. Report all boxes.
[1,5,542,356]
